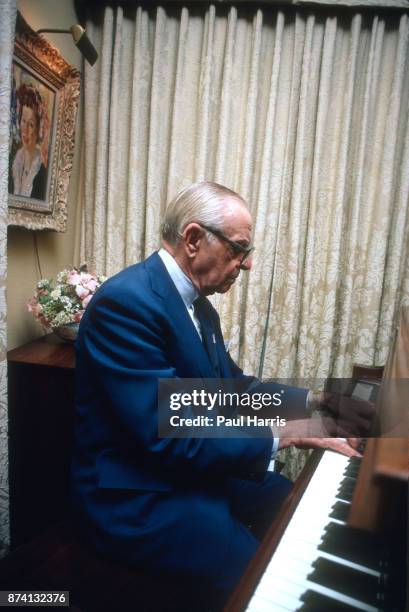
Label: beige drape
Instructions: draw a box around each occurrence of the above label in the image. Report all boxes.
[78,3,408,393]
[0,0,16,555]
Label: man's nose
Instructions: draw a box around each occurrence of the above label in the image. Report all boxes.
[240,256,252,271]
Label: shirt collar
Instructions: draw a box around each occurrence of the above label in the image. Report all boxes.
[158,248,199,308]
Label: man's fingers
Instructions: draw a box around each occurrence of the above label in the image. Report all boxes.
[322,438,362,458]
[291,436,363,458]
[346,437,364,450]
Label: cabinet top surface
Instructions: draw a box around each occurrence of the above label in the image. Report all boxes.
[7,336,75,369]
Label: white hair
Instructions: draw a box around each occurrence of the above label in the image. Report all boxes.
[161,181,248,245]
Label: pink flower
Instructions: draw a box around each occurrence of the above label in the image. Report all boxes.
[27,298,42,317]
[27,297,36,312]
[75,285,90,299]
[82,294,93,309]
[83,278,97,292]
[80,273,92,284]
[67,271,82,286]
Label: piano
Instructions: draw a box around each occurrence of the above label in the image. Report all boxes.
[226,308,408,612]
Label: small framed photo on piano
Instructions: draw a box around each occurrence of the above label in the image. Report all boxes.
[350,379,381,404]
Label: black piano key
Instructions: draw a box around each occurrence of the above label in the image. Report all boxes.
[318,523,387,572]
[337,485,355,497]
[336,486,355,502]
[329,500,350,522]
[343,463,360,478]
[338,476,356,490]
[337,480,356,495]
[297,589,367,611]
[336,489,354,502]
[307,557,384,606]
[348,456,362,467]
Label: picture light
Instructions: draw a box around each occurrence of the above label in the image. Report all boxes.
[37,25,98,66]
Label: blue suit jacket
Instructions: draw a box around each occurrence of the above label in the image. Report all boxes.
[71,253,307,561]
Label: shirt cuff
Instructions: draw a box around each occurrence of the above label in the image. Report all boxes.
[306,389,323,415]
[267,435,280,471]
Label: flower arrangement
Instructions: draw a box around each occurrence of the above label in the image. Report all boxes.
[27,265,106,330]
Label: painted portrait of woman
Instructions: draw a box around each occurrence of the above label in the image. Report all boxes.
[8,18,80,231]
[9,65,53,203]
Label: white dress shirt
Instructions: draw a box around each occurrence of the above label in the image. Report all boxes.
[158,248,202,339]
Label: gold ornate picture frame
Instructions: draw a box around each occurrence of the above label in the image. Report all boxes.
[8,13,80,232]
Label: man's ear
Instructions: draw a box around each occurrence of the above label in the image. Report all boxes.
[182,223,205,258]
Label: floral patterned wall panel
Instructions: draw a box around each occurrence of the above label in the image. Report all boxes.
[0,0,17,557]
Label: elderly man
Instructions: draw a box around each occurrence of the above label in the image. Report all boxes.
[71,182,360,606]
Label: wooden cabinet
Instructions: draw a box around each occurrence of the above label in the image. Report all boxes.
[7,336,75,548]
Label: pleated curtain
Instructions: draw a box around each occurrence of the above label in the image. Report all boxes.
[78,4,409,385]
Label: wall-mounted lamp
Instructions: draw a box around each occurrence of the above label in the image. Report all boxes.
[37,25,98,66]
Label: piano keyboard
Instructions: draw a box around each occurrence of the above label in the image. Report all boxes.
[246,451,388,612]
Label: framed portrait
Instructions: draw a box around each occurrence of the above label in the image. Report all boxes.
[8,13,80,231]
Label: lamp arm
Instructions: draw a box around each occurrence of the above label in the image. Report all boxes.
[37,29,71,34]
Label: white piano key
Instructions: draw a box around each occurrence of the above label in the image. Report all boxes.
[269,534,380,576]
[250,586,305,611]
[286,517,345,542]
[258,554,372,599]
[255,572,379,611]
[259,538,381,603]
[247,595,293,612]
[268,517,342,562]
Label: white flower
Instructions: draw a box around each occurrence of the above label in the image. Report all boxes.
[60,296,71,305]
[53,311,73,327]
[57,270,68,282]
[50,288,61,299]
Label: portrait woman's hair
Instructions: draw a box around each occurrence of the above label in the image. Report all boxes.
[16,83,44,143]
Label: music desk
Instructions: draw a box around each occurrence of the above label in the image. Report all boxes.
[7,336,75,548]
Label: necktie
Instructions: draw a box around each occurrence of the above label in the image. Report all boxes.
[194,297,220,376]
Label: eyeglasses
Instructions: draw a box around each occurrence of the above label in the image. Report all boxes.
[200,223,255,264]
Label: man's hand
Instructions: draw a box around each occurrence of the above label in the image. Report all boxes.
[273,419,363,458]
[288,437,362,458]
